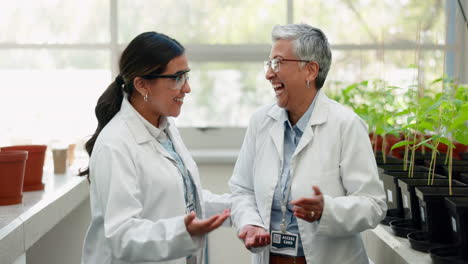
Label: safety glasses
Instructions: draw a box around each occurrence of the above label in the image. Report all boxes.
[141,69,190,90]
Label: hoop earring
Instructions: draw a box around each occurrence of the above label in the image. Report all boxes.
[144,93,148,103]
[306,80,310,89]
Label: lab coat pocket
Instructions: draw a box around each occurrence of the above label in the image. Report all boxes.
[314,168,344,197]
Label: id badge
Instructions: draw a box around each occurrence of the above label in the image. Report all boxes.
[270,230,298,256]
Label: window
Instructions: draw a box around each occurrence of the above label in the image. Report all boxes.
[0,0,462,146]
[118,0,286,44]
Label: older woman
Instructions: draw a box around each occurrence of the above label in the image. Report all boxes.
[229,24,386,264]
[79,32,230,264]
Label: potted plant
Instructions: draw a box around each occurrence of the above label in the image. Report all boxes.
[391,78,468,192]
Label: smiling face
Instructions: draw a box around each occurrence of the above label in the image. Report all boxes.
[145,54,191,119]
[130,54,191,127]
[265,39,314,114]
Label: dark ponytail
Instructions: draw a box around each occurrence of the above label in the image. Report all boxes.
[79,32,184,179]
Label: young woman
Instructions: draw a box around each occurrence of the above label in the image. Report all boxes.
[79,32,230,264]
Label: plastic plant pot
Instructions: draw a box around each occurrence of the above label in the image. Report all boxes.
[462,152,468,161]
[408,187,468,252]
[380,167,438,225]
[381,208,402,226]
[379,163,428,173]
[429,246,466,264]
[437,142,467,160]
[460,173,468,185]
[375,151,403,165]
[389,219,419,238]
[445,197,468,261]
[408,231,437,253]
[0,150,28,205]
[442,165,468,180]
[425,157,467,177]
[1,145,47,191]
[390,178,465,238]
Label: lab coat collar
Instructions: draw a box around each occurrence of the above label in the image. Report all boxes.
[307,89,328,126]
[267,90,329,159]
[120,97,182,165]
[266,89,329,127]
[120,96,154,145]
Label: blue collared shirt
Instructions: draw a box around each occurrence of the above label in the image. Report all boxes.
[159,138,198,216]
[270,92,319,256]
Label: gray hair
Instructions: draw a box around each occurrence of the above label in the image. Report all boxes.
[271,24,332,89]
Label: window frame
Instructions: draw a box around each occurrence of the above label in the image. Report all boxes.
[0,0,465,131]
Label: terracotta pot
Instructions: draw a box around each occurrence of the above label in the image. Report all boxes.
[369,133,404,157]
[453,143,468,160]
[0,150,28,205]
[1,145,47,191]
[436,142,466,160]
[387,134,405,159]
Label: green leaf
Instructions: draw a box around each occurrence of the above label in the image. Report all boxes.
[419,121,435,132]
[390,140,413,150]
[454,130,468,145]
[438,137,455,148]
[420,142,437,150]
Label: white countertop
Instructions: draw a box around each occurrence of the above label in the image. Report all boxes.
[0,165,89,264]
[363,224,432,264]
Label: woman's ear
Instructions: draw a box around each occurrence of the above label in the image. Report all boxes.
[133,77,149,97]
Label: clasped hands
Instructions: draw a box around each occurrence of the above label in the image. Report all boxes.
[238,186,324,249]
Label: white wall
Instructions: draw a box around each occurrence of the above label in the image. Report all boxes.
[26,198,91,264]
[197,163,251,264]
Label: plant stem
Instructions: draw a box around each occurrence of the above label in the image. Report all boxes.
[431,140,440,185]
[444,148,449,165]
[372,129,377,157]
[382,133,387,164]
[410,133,417,177]
[449,143,453,195]
[403,132,409,171]
[420,133,426,155]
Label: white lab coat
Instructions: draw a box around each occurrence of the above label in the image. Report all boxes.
[229,91,387,264]
[82,97,230,264]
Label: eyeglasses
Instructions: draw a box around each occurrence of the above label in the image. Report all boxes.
[141,69,190,90]
[264,58,311,73]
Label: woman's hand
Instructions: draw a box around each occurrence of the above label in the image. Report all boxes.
[238,225,271,249]
[184,209,230,236]
[291,186,324,222]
